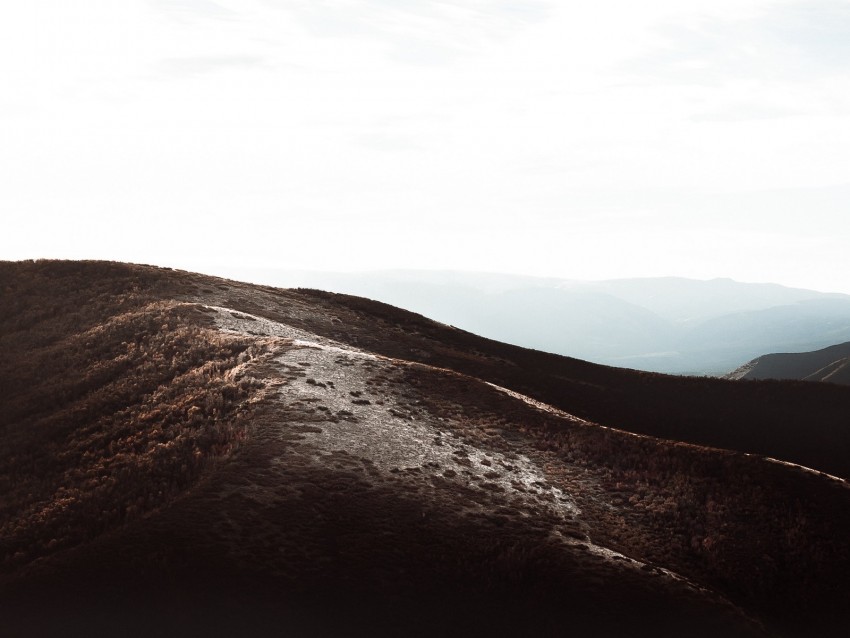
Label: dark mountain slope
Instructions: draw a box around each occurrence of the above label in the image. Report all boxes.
[0,263,264,570]
[728,341,850,385]
[807,358,850,383]
[229,288,850,480]
[2,261,850,637]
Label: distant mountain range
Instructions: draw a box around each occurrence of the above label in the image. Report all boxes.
[215,268,850,375]
[728,341,850,385]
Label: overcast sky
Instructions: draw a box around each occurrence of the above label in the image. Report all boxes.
[2,1,849,292]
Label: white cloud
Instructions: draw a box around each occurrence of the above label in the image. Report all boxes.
[1,0,849,294]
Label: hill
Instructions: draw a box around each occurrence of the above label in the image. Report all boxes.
[2,260,850,637]
[728,341,850,385]
[217,269,850,374]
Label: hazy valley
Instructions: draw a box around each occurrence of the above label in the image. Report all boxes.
[216,269,850,376]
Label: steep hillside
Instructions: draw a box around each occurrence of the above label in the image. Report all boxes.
[728,341,850,385]
[2,261,850,638]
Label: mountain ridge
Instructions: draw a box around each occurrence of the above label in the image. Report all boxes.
[2,260,850,637]
[213,268,850,374]
[728,341,850,385]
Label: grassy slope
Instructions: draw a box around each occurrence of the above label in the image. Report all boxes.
[731,341,850,384]
[2,261,850,637]
[3,357,764,638]
[0,261,266,573]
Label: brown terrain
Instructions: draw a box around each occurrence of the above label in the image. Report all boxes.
[728,341,850,385]
[1,260,850,637]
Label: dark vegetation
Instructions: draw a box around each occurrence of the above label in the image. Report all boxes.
[3,408,760,638]
[2,260,850,637]
[0,261,265,573]
[407,367,850,636]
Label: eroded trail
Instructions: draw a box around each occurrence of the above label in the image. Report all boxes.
[205,304,744,602]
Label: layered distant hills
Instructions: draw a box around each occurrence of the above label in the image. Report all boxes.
[216,269,850,375]
[729,341,850,385]
[2,261,850,637]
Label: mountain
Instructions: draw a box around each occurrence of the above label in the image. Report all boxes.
[728,341,850,384]
[215,268,850,374]
[2,260,850,637]
[585,276,842,324]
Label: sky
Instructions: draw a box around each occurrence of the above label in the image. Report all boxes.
[2,0,849,292]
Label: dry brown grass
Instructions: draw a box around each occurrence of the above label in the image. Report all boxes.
[0,261,266,572]
[2,260,849,638]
